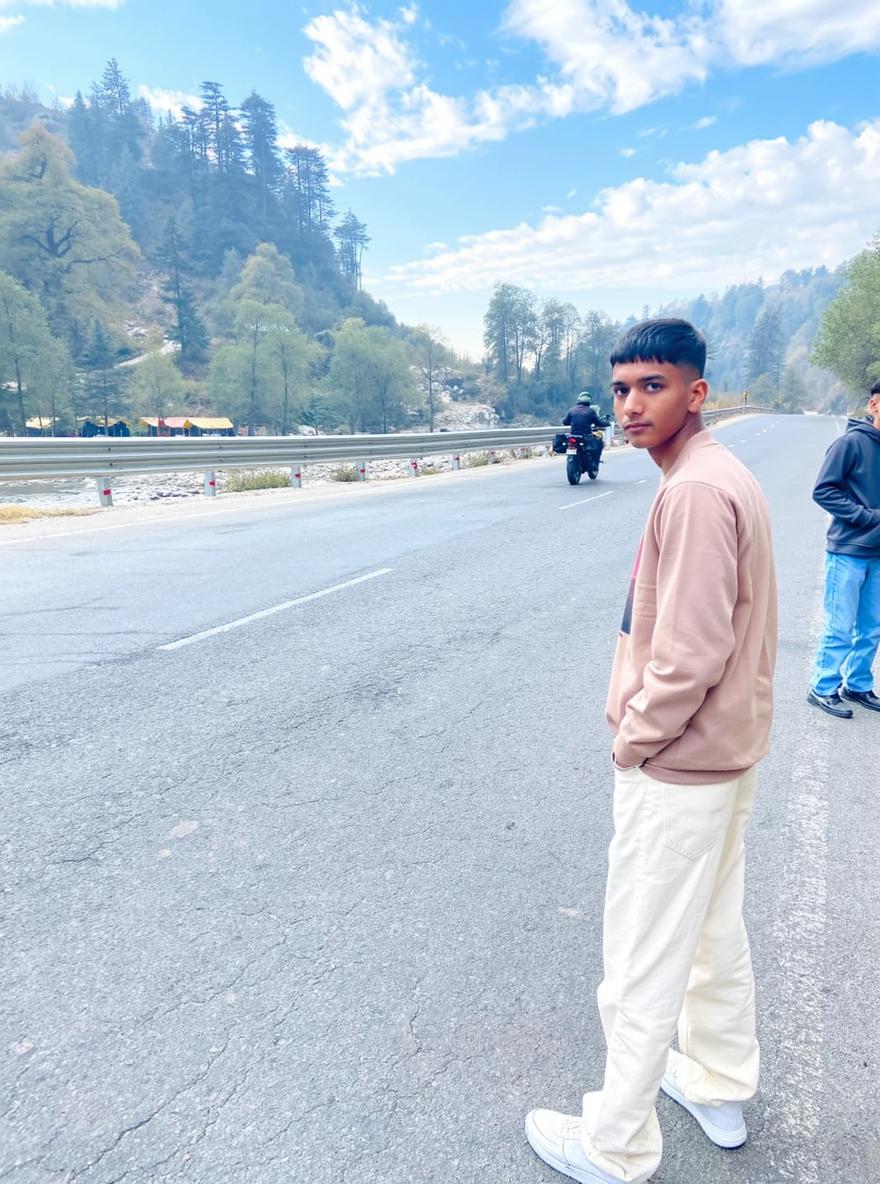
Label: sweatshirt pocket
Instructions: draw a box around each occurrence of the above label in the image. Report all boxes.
[662,779,736,861]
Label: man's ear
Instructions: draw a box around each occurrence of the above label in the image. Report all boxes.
[688,378,709,413]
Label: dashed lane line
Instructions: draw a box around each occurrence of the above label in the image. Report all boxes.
[158,568,393,652]
[559,490,614,511]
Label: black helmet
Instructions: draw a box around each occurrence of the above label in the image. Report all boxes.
[576,392,592,405]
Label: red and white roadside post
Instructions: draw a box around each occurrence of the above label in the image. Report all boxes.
[203,471,217,497]
[96,477,113,507]
[290,467,302,489]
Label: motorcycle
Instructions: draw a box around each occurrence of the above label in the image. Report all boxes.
[565,428,604,484]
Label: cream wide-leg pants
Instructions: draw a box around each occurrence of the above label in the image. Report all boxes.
[581,764,760,1183]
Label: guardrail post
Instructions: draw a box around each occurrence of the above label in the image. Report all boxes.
[290,467,302,489]
[452,453,460,470]
[409,458,419,477]
[203,471,217,497]
[488,449,497,465]
[357,460,367,481]
[96,476,113,507]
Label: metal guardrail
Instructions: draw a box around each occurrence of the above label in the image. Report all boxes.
[0,425,567,479]
[0,425,567,503]
[0,406,774,505]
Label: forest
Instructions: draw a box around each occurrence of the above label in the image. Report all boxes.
[0,64,438,437]
[0,62,873,437]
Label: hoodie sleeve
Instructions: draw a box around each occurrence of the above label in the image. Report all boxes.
[813,435,880,528]
[614,482,738,769]
[562,410,572,426]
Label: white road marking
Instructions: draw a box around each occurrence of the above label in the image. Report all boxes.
[636,479,648,485]
[739,438,747,443]
[158,568,393,651]
[559,490,614,511]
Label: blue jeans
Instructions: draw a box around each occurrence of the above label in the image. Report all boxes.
[812,552,880,695]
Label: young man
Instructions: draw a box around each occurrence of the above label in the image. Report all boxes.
[807,380,880,718]
[526,319,777,1184]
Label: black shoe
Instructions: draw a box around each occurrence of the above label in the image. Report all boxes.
[841,688,880,713]
[807,689,853,718]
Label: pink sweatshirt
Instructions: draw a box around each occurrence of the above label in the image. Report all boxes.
[606,429,777,784]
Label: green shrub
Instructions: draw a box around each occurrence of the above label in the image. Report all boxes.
[330,465,359,482]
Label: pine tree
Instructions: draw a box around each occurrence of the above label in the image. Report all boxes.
[158,218,208,363]
[283,145,335,237]
[241,91,281,219]
[334,211,370,290]
[100,59,131,118]
[67,91,100,185]
[747,305,784,388]
[80,321,121,429]
[199,81,228,167]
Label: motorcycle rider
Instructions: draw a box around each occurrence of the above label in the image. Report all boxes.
[563,392,608,435]
[563,394,610,473]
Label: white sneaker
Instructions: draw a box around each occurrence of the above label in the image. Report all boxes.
[524,1109,624,1183]
[660,1065,747,1149]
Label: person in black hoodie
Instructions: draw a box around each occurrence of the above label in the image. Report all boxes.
[563,393,608,435]
[807,380,880,718]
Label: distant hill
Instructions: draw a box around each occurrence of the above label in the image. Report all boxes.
[656,267,846,407]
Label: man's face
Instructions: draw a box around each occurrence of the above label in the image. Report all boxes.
[611,360,707,451]
[869,393,880,428]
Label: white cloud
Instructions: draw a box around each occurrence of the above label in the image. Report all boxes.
[138,86,201,119]
[716,0,880,66]
[303,8,418,112]
[386,118,880,297]
[424,241,449,253]
[305,0,880,176]
[503,0,708,117]
[303,7,603,175]
[690,116,717,130]
[620,147,636,157]
[0,13,24,29]
[566,188,577,198]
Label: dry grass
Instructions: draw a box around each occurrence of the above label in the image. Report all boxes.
[330,465,359,482]
[224,468,291,492]
[0,505,97,524]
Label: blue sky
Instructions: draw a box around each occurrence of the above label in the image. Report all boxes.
[2,0,880,356]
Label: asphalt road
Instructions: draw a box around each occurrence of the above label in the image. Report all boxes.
[1,416,878,1184]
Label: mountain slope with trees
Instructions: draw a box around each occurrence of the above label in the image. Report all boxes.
[0,63,427,436]
[0,64,865,436]
[478,266,848,423]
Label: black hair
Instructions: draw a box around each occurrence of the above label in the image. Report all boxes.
[609,318,707,378]
[870,379,880,396]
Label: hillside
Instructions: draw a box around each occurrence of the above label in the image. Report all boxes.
[0,66,854,435]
